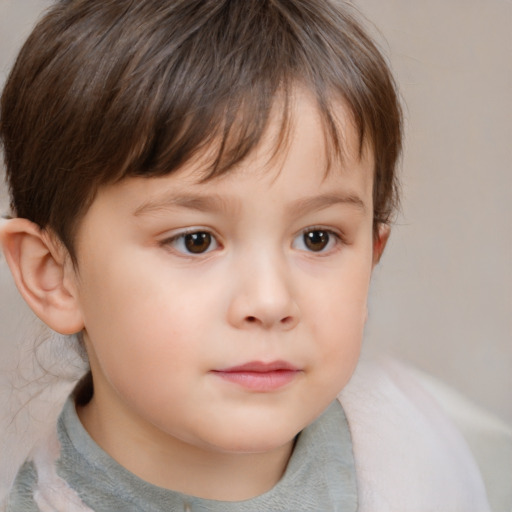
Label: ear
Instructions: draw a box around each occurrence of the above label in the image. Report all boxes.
[0,218,84,334]
[372,223,391,267]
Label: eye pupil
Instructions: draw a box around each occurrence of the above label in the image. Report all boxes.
[304,230,329,251]
[184,232,211,253]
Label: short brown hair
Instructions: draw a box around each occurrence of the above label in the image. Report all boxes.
[1,0,402,261]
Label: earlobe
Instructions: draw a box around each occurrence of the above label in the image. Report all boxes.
[0,218,84,334]
[372,223,391,266]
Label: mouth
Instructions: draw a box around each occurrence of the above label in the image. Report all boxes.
[211,361,301,392]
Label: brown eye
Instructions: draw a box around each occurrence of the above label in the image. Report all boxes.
[184,232,213,253]
[166,230,219,256]
[304,230,330,252]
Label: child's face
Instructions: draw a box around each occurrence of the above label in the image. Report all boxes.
[71,91,378,457]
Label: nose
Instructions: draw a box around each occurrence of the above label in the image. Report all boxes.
[227,252,300,331]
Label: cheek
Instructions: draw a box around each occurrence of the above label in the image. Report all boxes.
[82,290,206,432]
[78,250,222,393]
[310,259,371,330]
[306,261,371,380]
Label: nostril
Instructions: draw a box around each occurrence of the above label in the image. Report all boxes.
[241,314,296,327]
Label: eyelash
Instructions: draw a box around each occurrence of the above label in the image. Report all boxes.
[160,226,345,257]
[160,228,221,256]
[292,227,345,254]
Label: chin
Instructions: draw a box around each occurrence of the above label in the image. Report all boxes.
[201,418,304,455]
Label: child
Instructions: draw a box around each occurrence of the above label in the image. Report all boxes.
[0,0,502,510]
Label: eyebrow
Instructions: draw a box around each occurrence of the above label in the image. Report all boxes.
[133,191,367,217]
[288,192,367,216]
[133,193,232,216]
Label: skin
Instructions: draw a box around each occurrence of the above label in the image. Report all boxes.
[1,90,388,501]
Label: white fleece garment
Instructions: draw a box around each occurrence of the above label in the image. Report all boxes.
[338,357,491,512]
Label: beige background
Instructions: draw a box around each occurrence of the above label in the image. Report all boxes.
[0,0,511,424]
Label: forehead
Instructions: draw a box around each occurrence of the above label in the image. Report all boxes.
[92,91,374,219]
[161,87,373,187]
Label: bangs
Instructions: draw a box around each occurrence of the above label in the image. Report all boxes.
[120,80,348,184]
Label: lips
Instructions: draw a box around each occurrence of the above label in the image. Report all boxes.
[211,361,301,392]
